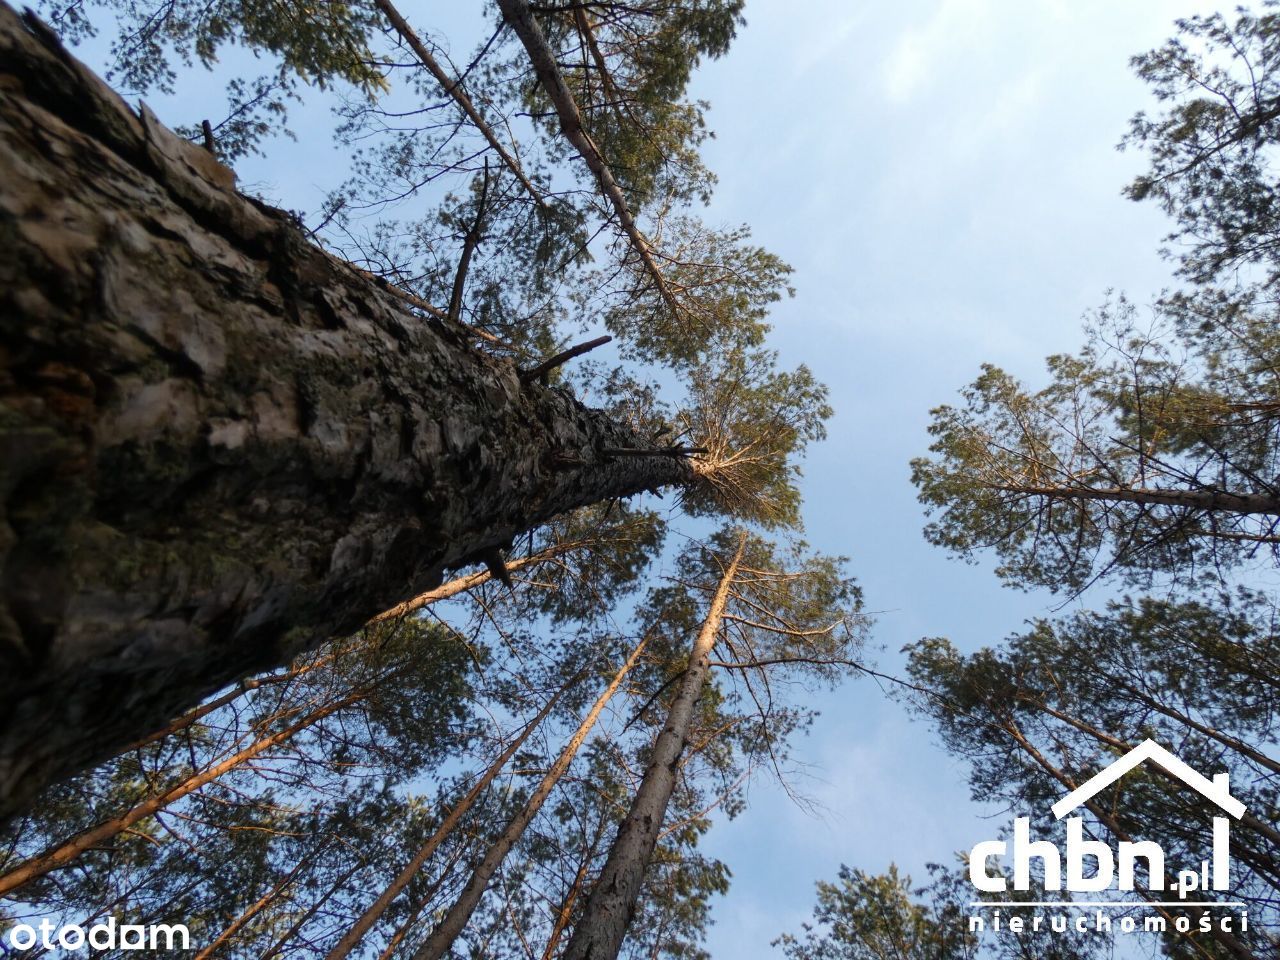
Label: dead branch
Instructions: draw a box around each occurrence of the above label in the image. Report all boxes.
[518,335,612,383]
[448,160,491,323]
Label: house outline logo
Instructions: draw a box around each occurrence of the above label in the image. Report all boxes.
[969,738,1247,898]
[1050,739,1244,821]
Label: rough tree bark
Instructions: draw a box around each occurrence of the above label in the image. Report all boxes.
[561,534,746,960]
[0,4,696,820]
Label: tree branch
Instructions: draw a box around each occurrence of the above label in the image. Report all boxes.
[518,334,612,383]
[374,0,546,209]
[448,160,490,323]
[496,0,684,320]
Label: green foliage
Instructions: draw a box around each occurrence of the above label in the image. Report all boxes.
[600,219,791,367]
[39,0,386,158]
[912,298,1280,593]
[492,746,730,960]
[914,2,1280,596]
[682,349,832,529]
[522,502,667,625]
[903,596,1280,958]
[776,863,979,960]
[11,0,861,954]
[526,0,745,208]
[628,529,863,814]
[778,860,1103,960]
[901,21,1280,954]
[0,619,480,952]
[1124,4,1280,287]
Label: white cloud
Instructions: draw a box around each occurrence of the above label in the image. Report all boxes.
[883,31,927,102]
[882,0,995,103]
[791,10,866,79]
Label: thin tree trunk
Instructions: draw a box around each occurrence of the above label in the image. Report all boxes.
[996,483,1280,515]
[0,5,697,819]
[372,0,544,208]
[261,860,365,960]
[324,676,577,960]
[561,534,746,960]
[1017,697,1280,872]
[495,0,682,321]
[413,635,650,960]
[374,845,467,960]
[0,670,398,897]
[191,849,314,960]
[119,647,347,755]
[1108,680,1280,779]
[367,543,568,624]
[130,552,547,760]
[542,812,610,960]
[1027,693,1280,842]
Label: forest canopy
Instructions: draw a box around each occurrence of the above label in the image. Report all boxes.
[5,1,1280,959]
[0,0,868,957]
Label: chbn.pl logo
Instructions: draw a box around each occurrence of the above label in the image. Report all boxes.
[966,740,1249,938]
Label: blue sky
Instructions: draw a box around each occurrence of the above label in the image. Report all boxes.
[682,0,1222,954]
[61,0,1232,954]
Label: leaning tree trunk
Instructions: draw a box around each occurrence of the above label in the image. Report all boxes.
[0,3,696,821]
[561,534,745,960]
[323,677,575,960]
[412,634,650,960]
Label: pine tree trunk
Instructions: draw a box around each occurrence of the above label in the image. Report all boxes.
[324,678,574,960]
[561,534,745,960]
[412,635,649,960]
[0,3,694,820]
[191,850,313,960]
[374,854,462,960]
[541,816,606,960]
[997,483,1280,515]
[260,861,365,960]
